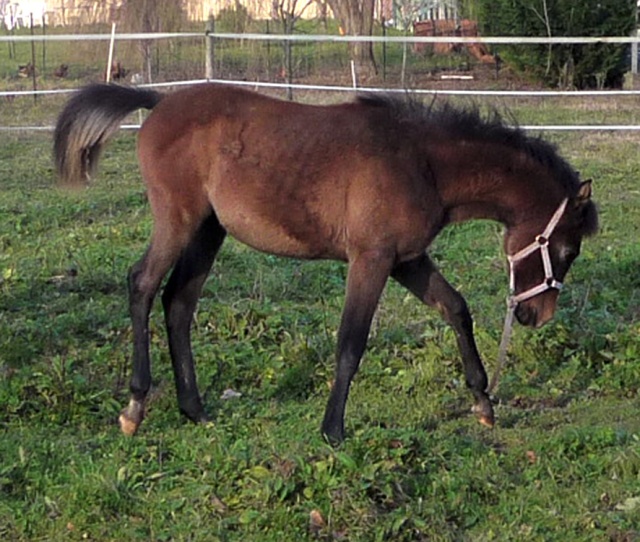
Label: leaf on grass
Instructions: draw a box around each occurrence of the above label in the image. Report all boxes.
[309,509,326,535]
[239,509,260,525]
[335,451,357,470]
[247,465,271,480]
[220,388,242,400]
[210,494,228,513]
[615,496,640,512]
[44,496,60,519]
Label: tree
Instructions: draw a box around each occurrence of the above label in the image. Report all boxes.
[475,0,635,88]
[273,0,316,98]
[458,0,479,20]
[325,0,377,78]
[119,0,185,82]
[394,0,448,86]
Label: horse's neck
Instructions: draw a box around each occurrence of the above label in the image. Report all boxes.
[435,144,560,228]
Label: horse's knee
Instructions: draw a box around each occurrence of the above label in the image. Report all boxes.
[436,291,472,329]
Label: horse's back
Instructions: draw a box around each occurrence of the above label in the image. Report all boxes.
[137,85,438,262]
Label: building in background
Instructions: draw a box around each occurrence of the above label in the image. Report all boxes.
[1,0,323,27]
[1,0,460,29]
[2,0,121,27]
[2,0,47,28]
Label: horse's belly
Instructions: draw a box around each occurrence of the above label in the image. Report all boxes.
[207,165,347,259]
[216,207,345,260]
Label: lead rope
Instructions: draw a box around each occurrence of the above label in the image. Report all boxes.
[487,299,517,395]
[486,197,569,395]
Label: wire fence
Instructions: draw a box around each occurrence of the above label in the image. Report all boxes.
[3,30,640,133]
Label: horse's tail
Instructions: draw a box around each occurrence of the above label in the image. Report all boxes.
[54,83,162,186]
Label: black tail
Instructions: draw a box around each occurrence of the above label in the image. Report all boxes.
[54,84,162,186]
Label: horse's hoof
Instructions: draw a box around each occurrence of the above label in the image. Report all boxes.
[321,426,345,447]
[477,414,495,428]
[323,434,344,448]
[119,414,139,436]
[471,399,495,428]
[193,413,212,427]
[181,407,210,425]
[195,411,210,424]
[119,399,145,436]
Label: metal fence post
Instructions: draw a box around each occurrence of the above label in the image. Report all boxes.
[636,2,640,75]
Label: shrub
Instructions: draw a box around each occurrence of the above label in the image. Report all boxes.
[473,0,635,88]
[216,3,252,33]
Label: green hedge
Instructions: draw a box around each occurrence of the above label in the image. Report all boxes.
[474,0,636,88]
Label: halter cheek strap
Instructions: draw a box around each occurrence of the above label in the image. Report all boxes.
[486,197,569,395]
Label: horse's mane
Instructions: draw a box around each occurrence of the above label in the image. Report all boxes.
[357,93,581,195]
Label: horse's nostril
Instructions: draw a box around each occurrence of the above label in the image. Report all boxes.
[515,304,537,327]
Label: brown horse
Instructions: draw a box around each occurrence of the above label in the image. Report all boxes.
[54,84,598,444]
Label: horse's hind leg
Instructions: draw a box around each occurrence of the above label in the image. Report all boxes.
[392,253,494,427]
[120,226,182,435]
[119,210,211,436]
[161,213,226,424]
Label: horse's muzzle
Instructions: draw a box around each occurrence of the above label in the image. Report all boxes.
[515,301,555,328]
[515,303,536,327]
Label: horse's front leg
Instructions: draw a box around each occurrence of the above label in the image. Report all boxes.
[392,254,494,427]
[321,250,394,445]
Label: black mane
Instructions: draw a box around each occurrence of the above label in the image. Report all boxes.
[357,93,582,194]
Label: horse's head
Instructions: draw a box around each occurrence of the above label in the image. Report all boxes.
[505,181,598,328]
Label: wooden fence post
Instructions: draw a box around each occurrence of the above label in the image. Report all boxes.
[205,14,215,80]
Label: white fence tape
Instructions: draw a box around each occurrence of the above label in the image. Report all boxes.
[1,31,640,44]
[4,78,640,99]
[3,31,640,132]
[5,123,640,133]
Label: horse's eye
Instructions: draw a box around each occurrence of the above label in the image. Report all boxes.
[560,246,579,263]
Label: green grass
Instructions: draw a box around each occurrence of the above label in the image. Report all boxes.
[1,113,639,540]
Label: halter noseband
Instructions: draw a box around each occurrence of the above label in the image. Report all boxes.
[506,197,568,308]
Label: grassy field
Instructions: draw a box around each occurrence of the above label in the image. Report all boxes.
[0,95,639,541]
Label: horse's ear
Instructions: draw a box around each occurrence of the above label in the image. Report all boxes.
[576,180,592,204]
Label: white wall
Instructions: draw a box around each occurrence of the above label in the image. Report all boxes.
[2,0,47,29]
